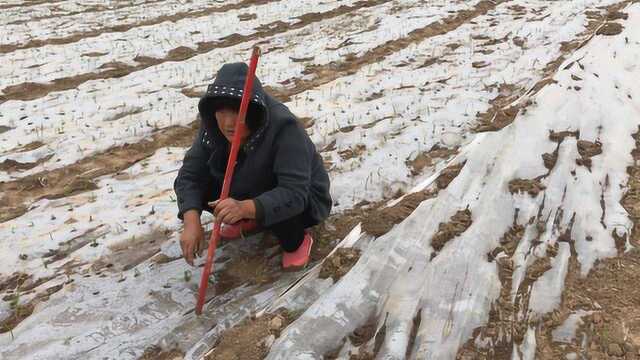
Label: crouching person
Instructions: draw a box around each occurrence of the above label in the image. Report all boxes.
[174,62,332,271]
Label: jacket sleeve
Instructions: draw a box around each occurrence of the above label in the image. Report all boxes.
[173,126,215,220]
[254,123,313,226]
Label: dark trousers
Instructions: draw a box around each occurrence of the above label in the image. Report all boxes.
[267,208,317,252]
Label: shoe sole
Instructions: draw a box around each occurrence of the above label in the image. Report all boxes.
[282,238,313,272]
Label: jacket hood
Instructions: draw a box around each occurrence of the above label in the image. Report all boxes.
[198,62,269,147]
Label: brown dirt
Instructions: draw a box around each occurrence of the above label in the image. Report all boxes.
[472,61,490,69]
[293,0,504,105]
[0,0,63,11]
[460,58,636,358]
[458,224,526,359]
[479,34,510,47]
[0,123,196,223]
[622,128,640,247]
[474,1,632,133]
[597,22,624,35]
[542,150,558,171]
[104,107,144,122]
[100,228,172,272]
[405,309,422,359]
[238,13,258,21]
[181,87,205,98]
[513,36,527,48]
[534,247,640,359]
[311,190,438,261]
[0,302,35,334]
[0,0,493,214]
[214,252,280,296]
[338,144,367,161]
[324,313,385,359]
[204,309,296,360]
[138,345,184,360]
[11,141,45,153]
[508,178,546,196]
[7,0,168,26]
[549,129,579,143]
[430,209,472,254]
[0,0,390,104]
[458,219,548,359]
[0,0,275,55]
[523,117,640,359]
[576,139,603,170]
[0,154,53,172]
[0,281,65,334]
[0,126,12,135]
[42,225,108,266]
[0,272,31,293]
[405,145,458,176]
[319,247,361,281]
[436,161,465,189]
[362,190,437,237]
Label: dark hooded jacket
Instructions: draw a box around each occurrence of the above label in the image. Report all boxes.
[174,63,332,227]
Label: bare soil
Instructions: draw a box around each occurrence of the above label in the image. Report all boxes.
[474,2,631,133]
[0,282,64,334]
[436,162,466,189]
[138,345,184,360]
[576,139,603,170]
[0,123,197,223]
[8,0,168,26]
[11,141,45,153]
[214,251,280,296]
[319,247,361,281]
[204,309,297,360]
[459,46,638,357]
[1,0,494,217]
[597,22,624,35]
[0,0,276,55]
[0,154,53,172]
[405,145,458,176]
[431,209,472,254]
[339,144,367,161]
[508,178,546,196]
[99,228,172,272]
[0,0,390,104]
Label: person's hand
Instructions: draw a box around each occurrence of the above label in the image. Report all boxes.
[209,198,256,224]
[180,210,204,266]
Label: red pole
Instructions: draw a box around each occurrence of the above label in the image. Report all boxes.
[196,47,261,315]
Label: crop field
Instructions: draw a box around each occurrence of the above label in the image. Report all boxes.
[1,0,639,359]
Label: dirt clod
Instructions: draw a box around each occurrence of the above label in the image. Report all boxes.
[362,190,437,237]
[508,178,545,196]
[431,209,472,253]
[0,303,35,334]
[436,162,465,189]
[319,248,361,281]
[575,140,602,170]
[596,22,623,36]
[405,145,457,176]
[205,310,295,360]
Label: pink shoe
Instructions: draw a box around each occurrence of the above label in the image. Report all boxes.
[282,231,313,271]
[220,219,259,240]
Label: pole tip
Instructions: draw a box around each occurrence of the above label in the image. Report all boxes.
[252,46,262,57]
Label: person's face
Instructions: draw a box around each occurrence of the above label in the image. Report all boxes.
[215,107,248,143]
